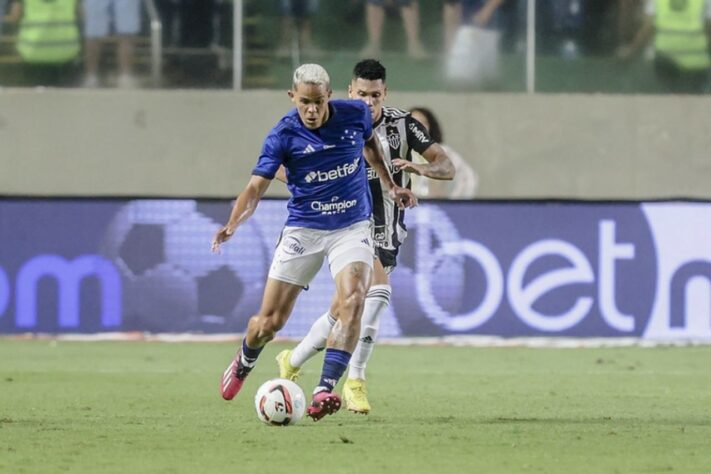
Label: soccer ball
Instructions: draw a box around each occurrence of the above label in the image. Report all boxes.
[254,379,306,426]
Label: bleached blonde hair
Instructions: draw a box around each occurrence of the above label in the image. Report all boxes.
[292,63,331,91]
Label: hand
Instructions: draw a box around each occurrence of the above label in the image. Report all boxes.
[211,225,235,253]
[392,158,424,176]
[389,185,418,209]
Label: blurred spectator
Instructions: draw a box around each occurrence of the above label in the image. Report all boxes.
[155,0,181,47]
[443,0,462,53]
[618,0,711,94]
[445,0,505,89]
[276,0,321,57]
[443,0,504,52]
[360,0,428,59]
[618,0,643,45]
[7,0,81,87]
[536,0,585,58]
[550,0,584,58]
[409,106,478,199]
[83,0,142,88]
[1,0,8,36]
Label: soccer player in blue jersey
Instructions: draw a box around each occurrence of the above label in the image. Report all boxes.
[276,59,456,414]
[212,63,417,421]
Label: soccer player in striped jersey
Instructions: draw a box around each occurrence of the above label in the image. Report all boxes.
[213,63,417,421]
[276,59,456,414]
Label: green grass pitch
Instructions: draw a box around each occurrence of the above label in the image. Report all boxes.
[1,340,710,473]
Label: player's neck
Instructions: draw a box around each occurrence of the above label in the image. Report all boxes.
[322,103,331,125]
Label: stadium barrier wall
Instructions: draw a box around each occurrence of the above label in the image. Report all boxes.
[1,198,709,340]
[0,90,710,199]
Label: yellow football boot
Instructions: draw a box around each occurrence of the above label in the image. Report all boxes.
[275,349,301,381]
[343,378,371,414]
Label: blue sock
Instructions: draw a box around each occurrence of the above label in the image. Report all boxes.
[316,348,351,393]
[239,339,263,368]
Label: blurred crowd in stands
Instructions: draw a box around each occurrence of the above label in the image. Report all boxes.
[0,0,708,93]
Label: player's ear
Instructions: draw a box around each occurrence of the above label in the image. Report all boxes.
[383,85,388,101]
[287,89,295,101]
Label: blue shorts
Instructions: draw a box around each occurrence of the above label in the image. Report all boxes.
[83,0,141,38]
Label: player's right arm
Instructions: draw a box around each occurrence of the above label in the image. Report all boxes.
[213,128,285,252]
[211,175,271,253]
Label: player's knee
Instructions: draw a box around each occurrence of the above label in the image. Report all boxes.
[343,286,368,308]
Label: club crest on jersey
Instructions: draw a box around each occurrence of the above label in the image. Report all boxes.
[386,132,401,150]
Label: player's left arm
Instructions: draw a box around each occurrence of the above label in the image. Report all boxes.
[393,116,455,180]
[393,142,455,180]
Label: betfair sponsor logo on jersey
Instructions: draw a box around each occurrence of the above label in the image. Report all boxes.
[304,158,360,183]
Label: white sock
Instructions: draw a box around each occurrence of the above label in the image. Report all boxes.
[348,284,391,380]
[290,311,336,368]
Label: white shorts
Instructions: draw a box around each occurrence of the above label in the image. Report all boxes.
[84,0,141,38]
[269,220,375,287]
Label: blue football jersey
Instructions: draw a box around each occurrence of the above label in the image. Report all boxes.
[252,100,374,230]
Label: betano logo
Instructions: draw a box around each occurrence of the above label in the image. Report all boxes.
[0,255,122,329]
[304,157,360,183]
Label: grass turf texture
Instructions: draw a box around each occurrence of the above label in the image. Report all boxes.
[1,340,710,473]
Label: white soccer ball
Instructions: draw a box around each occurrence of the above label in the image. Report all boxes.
[254,379,306,426]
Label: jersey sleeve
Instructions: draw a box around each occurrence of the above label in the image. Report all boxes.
[406,115,436,154]
[252,131,285,179]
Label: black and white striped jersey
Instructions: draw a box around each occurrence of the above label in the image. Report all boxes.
[366,106,435,267]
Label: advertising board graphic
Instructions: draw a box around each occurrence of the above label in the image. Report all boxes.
[0,199,709,339]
